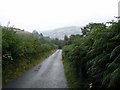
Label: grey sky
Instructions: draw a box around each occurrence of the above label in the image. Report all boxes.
[0,0,119,32]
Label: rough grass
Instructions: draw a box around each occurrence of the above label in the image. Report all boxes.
[62,58,81,88]
[3,50,56,85]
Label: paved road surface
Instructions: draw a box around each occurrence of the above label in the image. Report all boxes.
[4,50,68,88]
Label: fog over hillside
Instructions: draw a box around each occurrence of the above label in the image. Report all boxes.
[41,26,81,40]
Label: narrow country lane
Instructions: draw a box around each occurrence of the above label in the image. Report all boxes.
[3,50,68,88]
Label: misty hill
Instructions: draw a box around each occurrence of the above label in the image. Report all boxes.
[41,26,81,40]
[12,28,32,37]
[16,30,32,37]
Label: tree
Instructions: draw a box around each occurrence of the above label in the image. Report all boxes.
[64,35,69,45]
[32,30,39,37]
[39,33,43,38]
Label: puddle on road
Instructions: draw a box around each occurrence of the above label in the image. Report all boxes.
[34,65,41,72]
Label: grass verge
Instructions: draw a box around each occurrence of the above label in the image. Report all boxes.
[3,49,57,85]
[62,58,81,88]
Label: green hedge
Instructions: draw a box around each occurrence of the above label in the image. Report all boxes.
[62,20,120,89]
[2,27,56,84]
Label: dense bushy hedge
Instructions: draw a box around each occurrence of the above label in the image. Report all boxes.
[2,27,56,84]
[63,20,120,89]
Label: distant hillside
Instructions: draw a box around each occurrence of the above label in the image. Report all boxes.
[1,26,32,37]
[41,26,81,40]
[13,28,32,37]
[16,30,31,36]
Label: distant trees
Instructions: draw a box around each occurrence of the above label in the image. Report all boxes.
[64,35,69,45]
[62,20,120,89]
[64,34,81,45]
[39,33,43,38]
[32,30,39,35]
[51,38,64,49]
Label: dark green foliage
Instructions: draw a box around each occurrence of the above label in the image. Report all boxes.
[2,27,56,84]
[62,20,120,89]
[110,45,120,60]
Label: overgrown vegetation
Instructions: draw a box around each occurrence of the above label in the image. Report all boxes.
[2,26,58,84]
[62,19,120,89]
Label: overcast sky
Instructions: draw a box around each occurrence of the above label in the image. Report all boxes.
[0,0,119,32]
